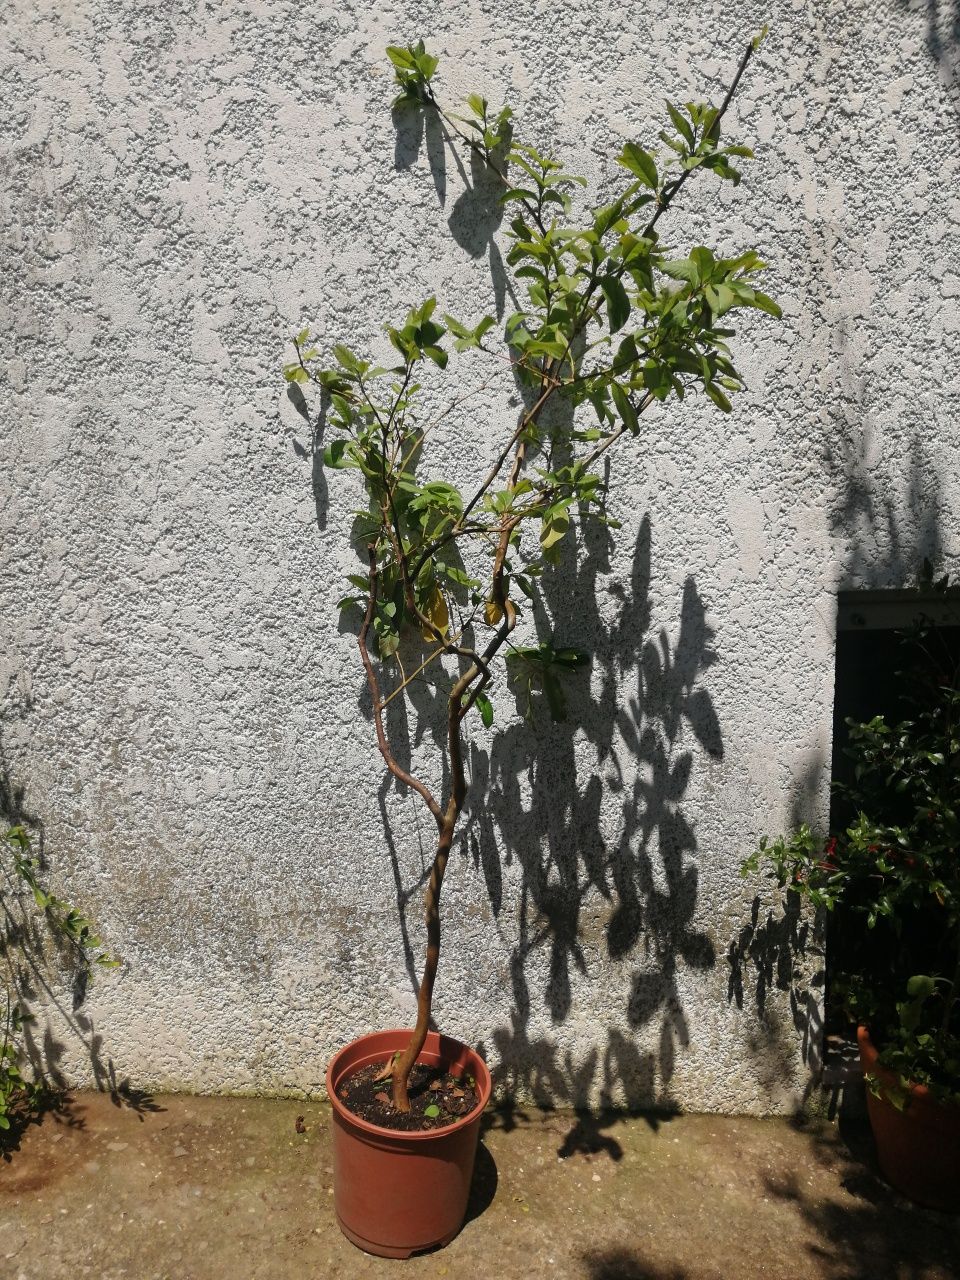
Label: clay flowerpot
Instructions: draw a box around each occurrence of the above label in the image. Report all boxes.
[325,1028,492,1258]
[857,1025,960,1211]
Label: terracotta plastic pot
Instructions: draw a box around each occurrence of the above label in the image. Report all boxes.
[325,1028,491,1257]
[857,1025,960,1211]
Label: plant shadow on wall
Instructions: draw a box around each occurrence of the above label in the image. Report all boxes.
[823,355,947,592]
[725,873,826,1107]
[0,731,160,1152]
[894,0,960,123]
[469,520,723,1132]
[381,52,726,1141]
[393,89,517,323]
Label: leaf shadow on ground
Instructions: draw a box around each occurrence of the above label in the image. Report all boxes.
[765,1113,960,1280]
[581,1249,692,1280]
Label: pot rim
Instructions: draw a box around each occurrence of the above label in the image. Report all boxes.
[325,1027,492,1143]
[857,1023,939,1105]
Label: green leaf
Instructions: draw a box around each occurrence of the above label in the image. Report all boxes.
[540,504,570,551]
[552,648,590,669]
[704,283,735,315]
[424,1103,440,1118]
[415,52,439,80]
[475,691,494,728]
[704,382,732,413]
[378,629,399,658]
[610,383,639,434]
[333,344,362,374]
[600,276,631,334]
[618,143,658,189]
[501,186,539,205]
[749,291,782,318]
[386,46,416,70]
[666,102,694,147]
[443,315,471,339]
[661,258,699,286]
[690,246,715,282]
[323,439,349,468]
[906,974,936,999]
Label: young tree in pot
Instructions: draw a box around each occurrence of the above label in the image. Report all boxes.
[289,33,780,1120]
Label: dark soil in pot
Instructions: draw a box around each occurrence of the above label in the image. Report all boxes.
[335,1060,480,1132]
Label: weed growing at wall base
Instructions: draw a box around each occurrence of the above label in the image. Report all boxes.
[1,823,117,1131]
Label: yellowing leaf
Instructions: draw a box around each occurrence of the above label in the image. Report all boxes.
[484,599,504,626]
[421,588,449,641]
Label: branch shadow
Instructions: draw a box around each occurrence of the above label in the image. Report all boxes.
[393,96,517,319]
[464,514,723,1131]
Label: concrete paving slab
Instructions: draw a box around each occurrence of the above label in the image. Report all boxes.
[1,1092,957,1279]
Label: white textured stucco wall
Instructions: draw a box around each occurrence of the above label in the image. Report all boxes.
[2,1,958,1113]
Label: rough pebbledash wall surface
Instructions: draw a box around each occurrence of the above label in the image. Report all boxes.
[1,0,958,1113]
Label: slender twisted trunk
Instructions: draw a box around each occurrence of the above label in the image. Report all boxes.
[359,370,532,1111]
[388,805,459,1110]
[387,642,488,1110]
[359,565,517,1111]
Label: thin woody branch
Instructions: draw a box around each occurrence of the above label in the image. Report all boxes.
[358,546,444,830]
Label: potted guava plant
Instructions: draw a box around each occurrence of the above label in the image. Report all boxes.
[286,32,781,1256]
[743,573,960,1210]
